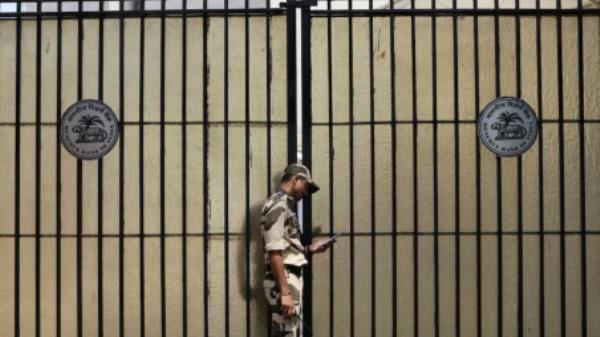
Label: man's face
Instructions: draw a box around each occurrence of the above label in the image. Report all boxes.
[291,175,309,200]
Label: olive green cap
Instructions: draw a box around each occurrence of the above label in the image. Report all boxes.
[282,163,320,194]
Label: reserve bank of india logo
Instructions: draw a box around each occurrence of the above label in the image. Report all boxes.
[477,96,538,157]
[60,100,119,160]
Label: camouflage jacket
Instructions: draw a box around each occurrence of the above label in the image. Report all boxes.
[260,187,308,268]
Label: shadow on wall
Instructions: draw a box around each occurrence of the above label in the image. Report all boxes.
[235,172,284,334]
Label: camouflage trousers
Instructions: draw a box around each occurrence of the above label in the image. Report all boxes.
[263,267,303,337]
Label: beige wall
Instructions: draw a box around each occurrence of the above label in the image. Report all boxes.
[309,13,600,337]
[0,8,599,337]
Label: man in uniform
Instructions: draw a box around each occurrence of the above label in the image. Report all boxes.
[261,163,334,336]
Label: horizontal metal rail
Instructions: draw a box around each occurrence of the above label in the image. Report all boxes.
[309,7,600,16]
[0,7,285,19]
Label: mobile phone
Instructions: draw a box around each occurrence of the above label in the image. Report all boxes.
[316,231,343,248]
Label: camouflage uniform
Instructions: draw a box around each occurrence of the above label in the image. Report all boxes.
[261,187,308,337]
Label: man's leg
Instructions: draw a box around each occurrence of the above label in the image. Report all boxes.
[263,271,302,337]
[287,272,303,336]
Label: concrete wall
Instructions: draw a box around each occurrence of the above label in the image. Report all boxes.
[309,13,600,337]
[0,8,599,337]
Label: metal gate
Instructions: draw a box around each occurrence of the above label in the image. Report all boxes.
[1,1,600,337]
[0,1,291,337]
[303,1,600,337]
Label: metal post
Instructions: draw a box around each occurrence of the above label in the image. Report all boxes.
[300,3,314,337]
[284,1,315,335]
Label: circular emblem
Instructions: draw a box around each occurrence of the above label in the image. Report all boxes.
[477,96,538,157]
[60,99,119,160]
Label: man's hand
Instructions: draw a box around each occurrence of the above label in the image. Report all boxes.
[280,292,295,318]
[308,238,336,254]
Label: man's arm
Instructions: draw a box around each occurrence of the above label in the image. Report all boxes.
[268,250,295,318]
[268,250,290,294]
[262,200,295,317]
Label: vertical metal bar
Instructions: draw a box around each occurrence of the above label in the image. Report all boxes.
[35,1,42,336]
[244,0,252,335]
[76,1,84,336]
[368,0,377,335]
[159,1,167,337]
[451,1,461,336]
[534,1,546,336]
[265,2,272,199]
[181,1,189,337]
[14,1,22,336]
[555,1,567,337]
[223,0,230,335]
[56,1,63,336]
[347,1,356,336]
[138,0,146,335]
[118,1,125,337]
[326,1,335,336]
[473,2,483,337]
[300,4,314,336]
[431,0,440,336]
[576,0,588,336]
[410,0,419,336]
[389,0,398,336]
[492,2,504,336]
[14,2,22,336]
[266,0,273,334]
[286,2,297,165]
[514,2,524,337]
[202,0,210,335]
[98,2,105,336]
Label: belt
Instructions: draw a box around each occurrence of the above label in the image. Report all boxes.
[266,264,303,277]
[285,264,303,277]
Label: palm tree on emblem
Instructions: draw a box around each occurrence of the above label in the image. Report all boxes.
[72,114,108,143]
[79,115,104,129]
[491,111,527,140]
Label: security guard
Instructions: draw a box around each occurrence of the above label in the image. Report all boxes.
[261,163,334,336]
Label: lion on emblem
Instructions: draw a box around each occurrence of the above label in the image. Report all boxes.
[72,115,108,143]
[491,111,527,140]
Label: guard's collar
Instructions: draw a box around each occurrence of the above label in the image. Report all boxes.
[276,187,296,206]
